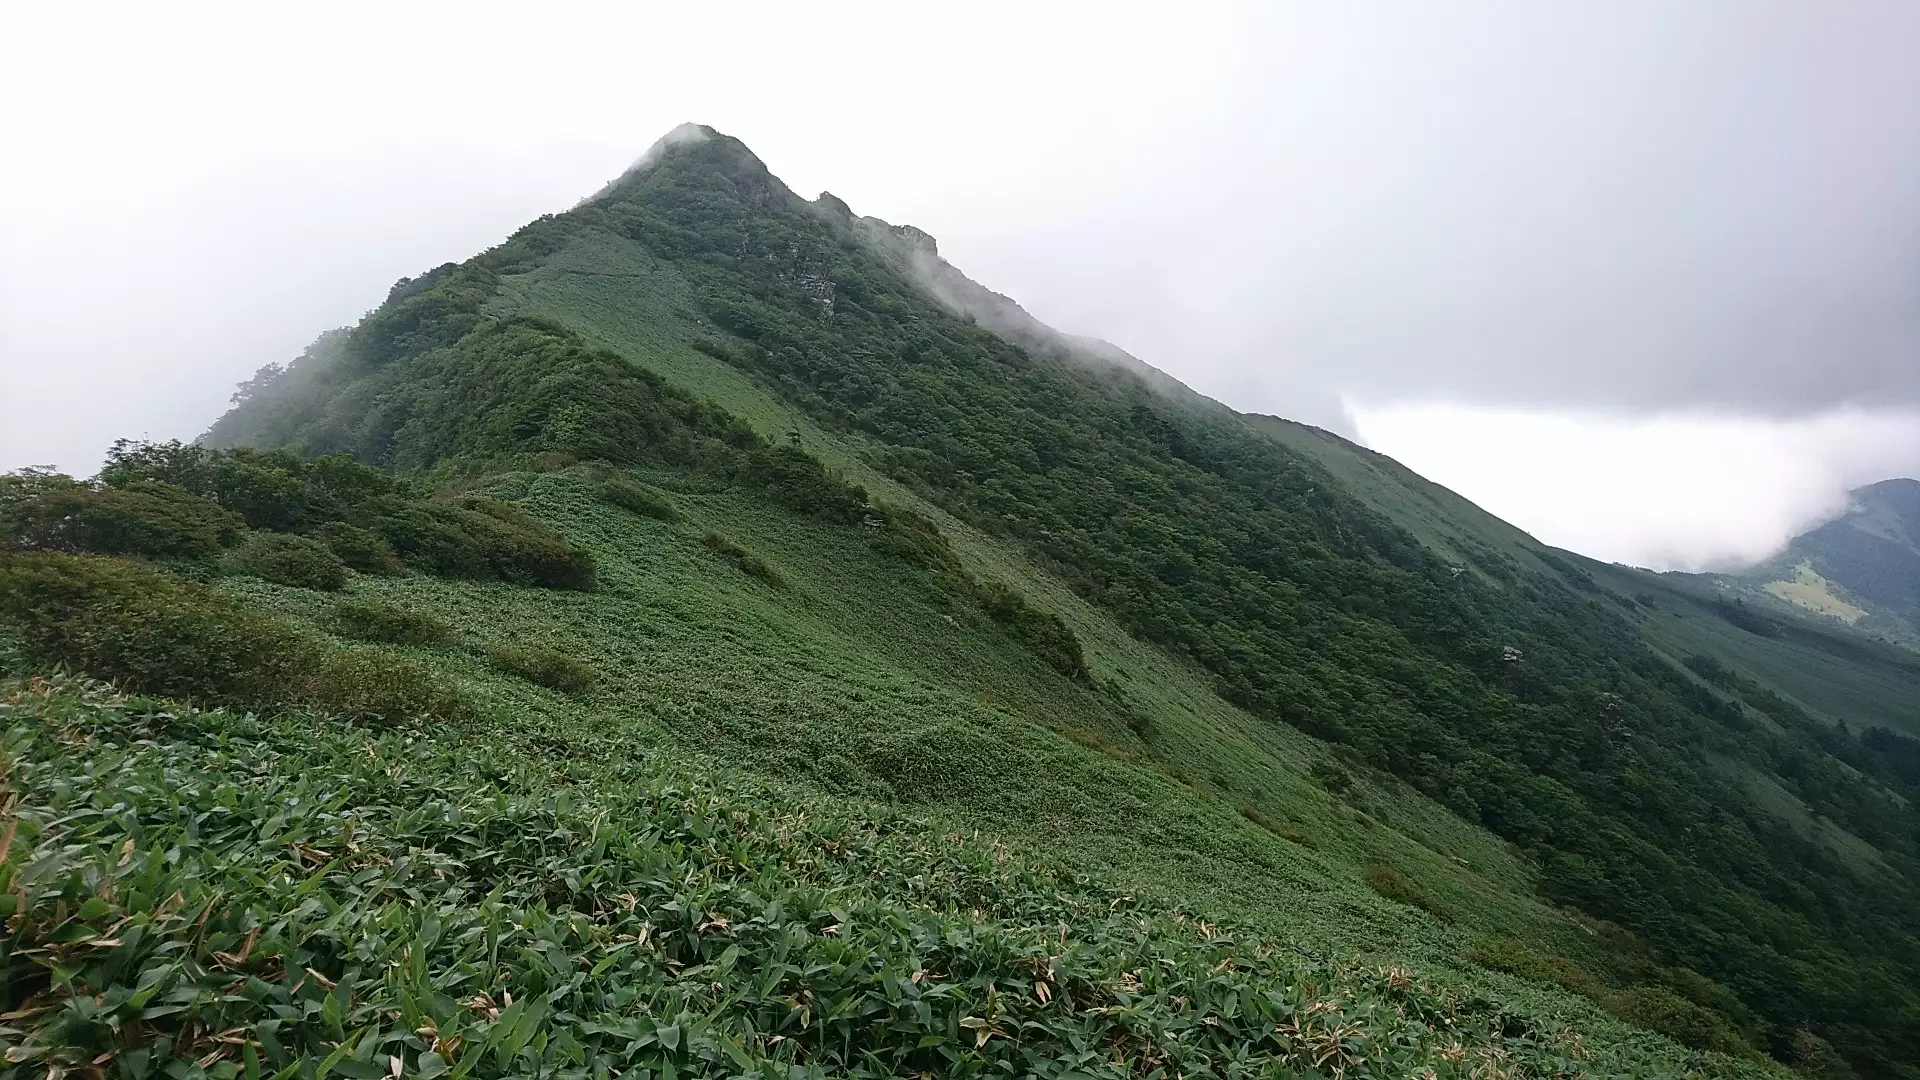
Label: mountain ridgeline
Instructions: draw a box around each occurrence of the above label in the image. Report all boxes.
[4,126,1918,1077]
[1731,478,1920,647]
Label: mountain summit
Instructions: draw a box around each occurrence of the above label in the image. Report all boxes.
[6,126,1920,1077]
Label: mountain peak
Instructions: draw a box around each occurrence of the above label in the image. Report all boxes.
[1853,475,1920,503]
[588,122,775,203]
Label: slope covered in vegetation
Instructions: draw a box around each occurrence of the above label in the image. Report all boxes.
[7,675,1735,1080]
[1728,478,1920,648]
[5,125,1917,1075]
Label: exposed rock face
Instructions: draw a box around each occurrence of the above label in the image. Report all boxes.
[811,192,854,228]
[890,224,937,257]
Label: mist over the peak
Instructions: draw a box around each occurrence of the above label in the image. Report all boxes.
[5,1,1920,569]
[587,122,712,202]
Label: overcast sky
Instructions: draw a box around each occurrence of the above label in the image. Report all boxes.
[5,2,1919,570]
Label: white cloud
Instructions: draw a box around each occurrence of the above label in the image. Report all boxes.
[1349,402,1920,570]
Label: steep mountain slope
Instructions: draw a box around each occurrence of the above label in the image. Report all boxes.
[1735,478,1920,646]
[5,125,1918,1076]
[1245,417,1920,731]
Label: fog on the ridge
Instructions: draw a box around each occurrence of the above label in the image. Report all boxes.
[5,1,1919,569]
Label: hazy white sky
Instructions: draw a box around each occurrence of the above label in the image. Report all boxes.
[4,1,1919,569]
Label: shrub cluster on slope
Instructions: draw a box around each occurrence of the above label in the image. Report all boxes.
[0,677,1633,1080]
[0,443,595,592]
[0,553,465,722]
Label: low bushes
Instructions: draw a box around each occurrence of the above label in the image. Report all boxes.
[316,520,404,573]
[487,644,598,695]
[379,499,595,590]
[702,532,784,586]
[79,444,596,591]
[329,598,452,646]
[1609,985,1756,1057]
[223,531,348,590]
[1465,935,1606,1001]
[1236,803,1316,848]
[0,480,240,558]
[1466,935,1762,1056]
[0,551,463,722]
[973,578,1086,679]
[600,477,678,521]
[1360,862,1453,924]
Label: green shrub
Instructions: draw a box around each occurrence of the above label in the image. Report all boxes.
[488,644,598,695]
[329,598,451,646]
[100,440,397,534]
[974,578,1086,679]
[379,499,595,589]
[600,477,678,520]
[308,645,468,722]
[315,520,403,573]
[0,467,83,507]
[0,551,462,722]
[1360,862,1452,923]
[702,532,784,585]
[1607,984,1754,1056]
[1236,803,1316,847]
[0,551,305,703]
[224,531,348,590]
[1465,936,1605,1000]
[1310,760,1355,794]
[0,479,240,558]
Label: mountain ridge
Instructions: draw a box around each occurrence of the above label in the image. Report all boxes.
[5,125,1918,1077]
[193,126,1920,1071]
[1726,476,1920,650]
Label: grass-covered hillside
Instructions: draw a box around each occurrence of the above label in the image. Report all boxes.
[1726,478,1920,649]
[4,125,1916,1076]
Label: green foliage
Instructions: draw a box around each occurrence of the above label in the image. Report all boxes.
[0,475,239,558]
[1610,985,1756,1058]
[329,598,452,646]
[1465,936,1606,1002]
[187,129,1920,1073]
[377,499,595,590]
[600,476,679,520]
[1235,803,1315,848]
[0,552,462,721]
[973,579,1085,679]
[487,644,598,695]
[1361,863,1452,924]
[702,531,784,586]
[223,530,349,590]
[102,439,396,534]
[0,551,306,703]
[316,520,404,573]
[100,441,594,590]
[0,677,1603,1080]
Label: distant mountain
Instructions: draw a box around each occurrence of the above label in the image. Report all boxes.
[1738,478,1920,646]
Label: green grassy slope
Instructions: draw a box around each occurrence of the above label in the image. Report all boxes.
[1244,415,1557,583]
[195,128,1920,1071]
[4,675,1751,1080]
[1243,416,1920,735]
[1732,478,1920,646]
[6,125,1917,1076]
